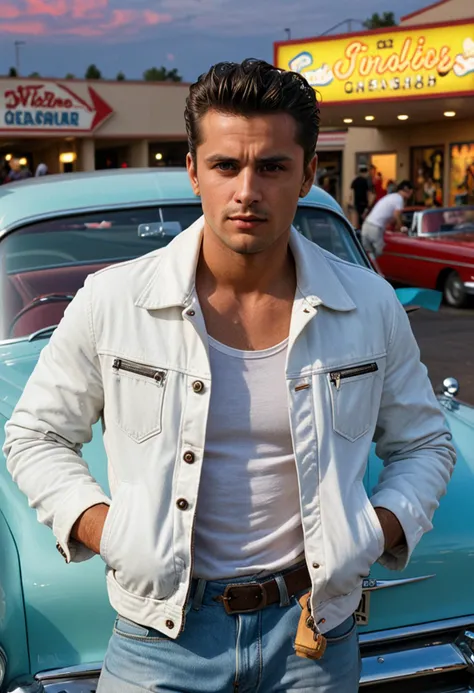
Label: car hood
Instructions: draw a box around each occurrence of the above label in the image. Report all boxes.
[364,397,474,635]
[0,338,115,677]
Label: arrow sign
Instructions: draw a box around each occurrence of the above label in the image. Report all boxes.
[0,81,113,133]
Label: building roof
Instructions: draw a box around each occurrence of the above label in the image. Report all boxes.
[0,168,343,233]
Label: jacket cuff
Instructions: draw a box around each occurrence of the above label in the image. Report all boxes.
[52,485,111,563]
[370,488,427,571]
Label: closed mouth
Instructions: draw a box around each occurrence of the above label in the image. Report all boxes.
[229,216,266,222]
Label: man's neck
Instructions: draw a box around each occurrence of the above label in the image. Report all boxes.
[196,225,296,299]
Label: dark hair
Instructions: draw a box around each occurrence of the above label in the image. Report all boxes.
[358,165,368,174]
[185,58,320,167]
[397,180,413,191]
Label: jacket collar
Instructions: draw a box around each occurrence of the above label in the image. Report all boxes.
[134,215,356,312]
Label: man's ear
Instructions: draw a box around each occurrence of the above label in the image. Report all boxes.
[300,154,318,198]
[186,152,200,196]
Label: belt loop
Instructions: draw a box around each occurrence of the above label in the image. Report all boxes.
[192,578,207,611]
[275,574,290,607]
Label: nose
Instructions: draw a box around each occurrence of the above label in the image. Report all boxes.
[233,167,263,207]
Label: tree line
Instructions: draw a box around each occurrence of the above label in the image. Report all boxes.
[5,64,183,82]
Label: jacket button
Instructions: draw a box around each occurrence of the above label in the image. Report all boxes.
[177,498,189,510]
[312,562,320,569]
[192,380,204,393]
[165,619,174,629]
[187,310,195,317]
[183,451,195,464]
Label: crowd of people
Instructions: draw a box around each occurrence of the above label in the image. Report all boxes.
[0,157,48,184]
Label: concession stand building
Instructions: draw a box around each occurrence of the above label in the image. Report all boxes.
[275,0,474,208]
[0,78,191,174]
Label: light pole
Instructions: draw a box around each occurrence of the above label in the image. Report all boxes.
[14,40,26,76]
[284,28,291,40]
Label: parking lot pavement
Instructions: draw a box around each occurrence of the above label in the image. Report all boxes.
[409,305,474,406]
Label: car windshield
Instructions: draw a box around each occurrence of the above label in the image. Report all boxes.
[419,206,474,235]
[1,204,367,340]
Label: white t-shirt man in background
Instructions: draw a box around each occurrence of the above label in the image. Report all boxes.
[361,180,413,262]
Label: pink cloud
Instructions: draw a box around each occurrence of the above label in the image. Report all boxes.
[0,19,45,32]
[0,2,20,18]
[72,0,107,19]
[144,10,164,25]
[0,1,173,37]
[25,0,67,16]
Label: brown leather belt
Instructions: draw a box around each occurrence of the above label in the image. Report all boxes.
[214,563,311,615]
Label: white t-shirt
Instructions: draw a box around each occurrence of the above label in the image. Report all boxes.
[366,192,404,229]
[193,336,304,580]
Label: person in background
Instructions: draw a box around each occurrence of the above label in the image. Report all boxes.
[361,180,413,271]
[374,171,387,202]
[350,165,373,230]
[386,179,397,194]
[35,163,49,177]
[5,158,32,183]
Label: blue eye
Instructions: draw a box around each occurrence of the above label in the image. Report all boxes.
[215,162,236,171]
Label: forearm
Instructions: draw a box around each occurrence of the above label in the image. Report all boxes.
[374,506,405,551]
[72,503,109,554]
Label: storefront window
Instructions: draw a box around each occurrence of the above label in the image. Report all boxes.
[410,146,444,207]
[449,142,474,206]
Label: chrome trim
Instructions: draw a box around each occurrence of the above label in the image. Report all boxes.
[359,614,474,646]
[464,282,474,294]
[384,251,474,269]
[360,642,467,686]
[456,630,474,673]
[35,663,102,681]
[7,682,43,692]
[442,377,460,398]
[41,677,99,692]
[362,574,435,592]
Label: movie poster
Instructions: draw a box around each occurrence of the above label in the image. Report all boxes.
[410,146,444,207]
[450,142,474,206]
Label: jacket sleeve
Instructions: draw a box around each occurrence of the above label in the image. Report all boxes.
[370,288,456,571]
[3,275,110,563]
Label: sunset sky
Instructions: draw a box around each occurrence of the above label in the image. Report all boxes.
[0,0,431,81]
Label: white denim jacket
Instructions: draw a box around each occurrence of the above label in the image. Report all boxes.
[4,218,455,638]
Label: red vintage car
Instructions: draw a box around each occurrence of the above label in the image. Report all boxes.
[378,206,474,308]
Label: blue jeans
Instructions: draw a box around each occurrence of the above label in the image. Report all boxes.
[97,567,360,692]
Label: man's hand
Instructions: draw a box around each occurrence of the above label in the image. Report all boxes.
[71,503,109,555]
[374,507,406,552]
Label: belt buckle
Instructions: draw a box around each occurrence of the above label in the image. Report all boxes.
[221,582,267,615]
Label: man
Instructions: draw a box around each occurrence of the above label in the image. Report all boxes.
[350,165,373,229]
[4,60,455,692]
[361,180,413,263]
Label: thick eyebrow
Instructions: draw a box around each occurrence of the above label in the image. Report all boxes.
[204,154,294,165]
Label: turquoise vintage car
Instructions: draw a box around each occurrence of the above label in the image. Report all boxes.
[0,169,473,693]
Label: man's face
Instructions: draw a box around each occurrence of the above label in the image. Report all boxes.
[401,187,413,202]
[187,110,317,256]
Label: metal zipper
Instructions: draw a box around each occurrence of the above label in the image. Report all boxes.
[112,357,166,384]
[330,362,378,390]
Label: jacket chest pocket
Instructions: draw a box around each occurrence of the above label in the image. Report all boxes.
[327,362,380,442]
[109,357,168,443]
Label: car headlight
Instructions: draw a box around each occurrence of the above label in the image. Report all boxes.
[0,647,6,688]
